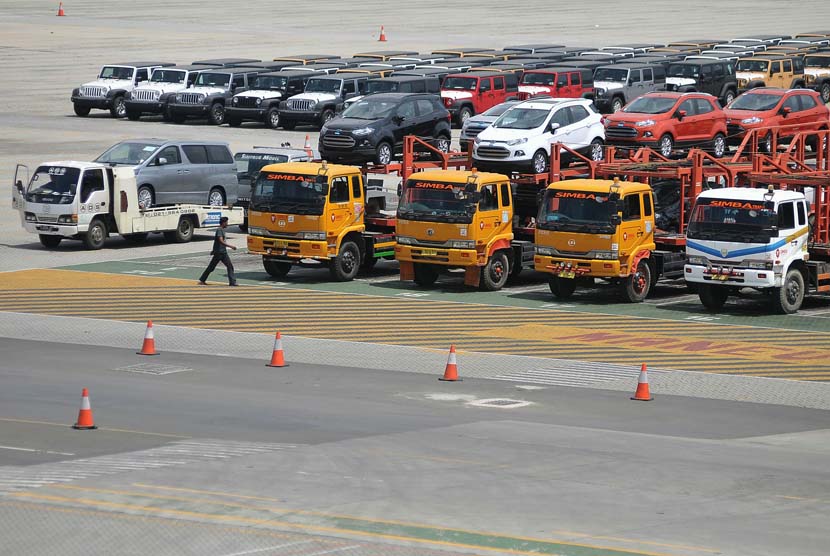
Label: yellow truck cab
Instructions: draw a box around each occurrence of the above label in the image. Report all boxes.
[534,178,685,302]
[396,169,533,290]
[246,161,395,281]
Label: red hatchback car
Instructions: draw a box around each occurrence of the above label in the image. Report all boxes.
[603,92,728,157]
[724,88,830,151]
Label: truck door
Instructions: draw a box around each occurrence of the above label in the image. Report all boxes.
[478,78,495,111]
[327,175,353,243]
[77,168,110,230]
[13,164,29,225]
[477,182,505,247]
[619,192,644,261]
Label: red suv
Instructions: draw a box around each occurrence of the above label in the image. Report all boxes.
[603,92,728,157]
[440,71,519,126]
[517,67,594,100]
[724,88,830,151]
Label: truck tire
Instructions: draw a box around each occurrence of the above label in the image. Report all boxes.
[73,104,90,117]
[821,82,830,104]
[330,240,360,281]
[698,283,728,311]
[772,269,805,314]
[39,234,62,248]
[623,260,651,302]
[109,95,127,118]
[263,259,291,278]
[611,97,624,113]
[266,108,280,129]
[548,276,576,299]
[208,103,225,125]
[457,106,473,126]
[82,219,107,250]
[481,251,509,291]
[413,263,439,286]
[721,89,736,106]
[170,216,194,243]
[319,108,335,127]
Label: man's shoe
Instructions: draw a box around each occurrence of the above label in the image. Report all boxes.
[197,281,207,285]
[229,283,239,287]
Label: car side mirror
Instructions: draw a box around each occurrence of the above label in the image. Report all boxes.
[393,115,405,124]
[677,109,687,120]
[781,106,792,116]
[610,214,622,226]
[230,83,237,92]
[627,78,634,85]
[157,157,168,166]
[550,122,561,132]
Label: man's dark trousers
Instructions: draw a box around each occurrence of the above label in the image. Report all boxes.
[199,253,236,285]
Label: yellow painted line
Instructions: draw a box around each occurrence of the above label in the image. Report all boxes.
[0,269,195,290]
[0,417,190,439]
[12,491,673,556]
[552,530,721,554]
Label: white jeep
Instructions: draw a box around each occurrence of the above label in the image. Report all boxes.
[71,62,173,118]
[124,65,205,121]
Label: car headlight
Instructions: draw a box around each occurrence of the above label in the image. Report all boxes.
[507,138,528,146]
[301,231,326,240]
[77,88,84,97]
[396,236,414,245]
[450,240,475,249]
[444,98,454,106]
[306,99,317,107]
[635,119,655,127]
[535,245,554,256]
[687,256,709,266]
[233,97,239,105]
[256,98,262,106]
[807,74,816,82]
[352,127,374,136]
[24,212,36,222]
[593,250,617,260]
[741,116,763,124]
[596,88,606,96]
[58,214,78,224]
[248,226,268,236]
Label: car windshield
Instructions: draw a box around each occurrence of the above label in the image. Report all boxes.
[234,153,290,183]
[623,96,677,114]
[537,189,615,233]
[805,56,830,68]
[443,77,477,90]
[397,179,476,223]
[250,172,326,215]
[150,70,185,84]
[194,72,230,87]
[687,198,776,243]
[521,73,555,86]
[482,102,517,117]
[492,107,550,129]
[341,99,397,119]
[253,75,288,89]
[737,60,769,72]
[305,78,341,93]
[94,142,161,165]
[667,64,700,78]
[99,66,134,80]
[594,68,629,82]
[25,166,81,204]
[727,92,783,111]
[366,81,400,93]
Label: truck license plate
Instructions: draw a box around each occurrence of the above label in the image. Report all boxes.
[716,275,728,281]
[560,271,575,279]
[421,249,437,256]
[274,240,289,248]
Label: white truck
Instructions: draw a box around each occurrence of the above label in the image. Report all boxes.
[684,186,822,314]
[13,162,243,250]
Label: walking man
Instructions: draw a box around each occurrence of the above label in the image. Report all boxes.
[198,216,238,286]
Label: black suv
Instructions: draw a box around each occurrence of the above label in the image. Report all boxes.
[278,73,370,129]
[226,70,320,128]
[319,93,452,165]
[665,59,738,105]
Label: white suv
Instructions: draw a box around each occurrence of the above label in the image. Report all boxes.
[472,98,605,173]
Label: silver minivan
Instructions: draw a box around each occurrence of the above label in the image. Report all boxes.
[94,139,239,208]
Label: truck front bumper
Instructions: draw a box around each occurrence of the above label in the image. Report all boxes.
[534,255,624,278]
[247,234,330,261]
[395,244,481,267]
[684,264,780,288]
[24,222,83,238]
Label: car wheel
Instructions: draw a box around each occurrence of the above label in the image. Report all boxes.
[266,108,280,129]
[208,103,225,125]
[772,269,805,314]
[698,284,729,311]
[623,259,651,302]
[711,133,726,158]
[73,104,90,117]
[330,240,360,282]
[658,134,674,158]
[281,120,296,130]
[375,142,393,165]
[821,83,830,104]
[126,110,141,121]
[548,276,576,299]
[227,117,241,127]
[208,188,226,206]
[531,149,548,174]
[320,108,335,127]
[611,97,624,113]
[39,234,62,248]
[722,90,736,106]
[413,263,439,286]
[137,185,155,209]
[457,106,473,126]
[589,138,604,161]
[481,251,509,291]
[263,259,292,278]
[431,134,451,160]
[110,95,127,118]
[82,219,107,250]
[761,133,773,153]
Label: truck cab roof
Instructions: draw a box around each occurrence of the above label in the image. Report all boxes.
[408,169,509,184]
[261,161,360,176]
[548,178,650,194]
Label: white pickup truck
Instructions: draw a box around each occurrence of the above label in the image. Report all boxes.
[13,162,243,250]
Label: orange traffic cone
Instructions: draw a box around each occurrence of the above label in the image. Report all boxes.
[266,331,288,367]
[439,345,460,381]
[378,25,387,42]
[631,363,653,401]
[72,388,97,430]
[137,320,158,356]
[57,2,65,16]
[303,135,313,157]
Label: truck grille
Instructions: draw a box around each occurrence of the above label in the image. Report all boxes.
[36,215,59,223]
[82,86,107,98]
[605,126,637,138]
[321,134,356,148]
[288,99,314,111]
[235,96,259,108]
[475,145,510,158]
[179,93,204,104]
[132,89,160,101]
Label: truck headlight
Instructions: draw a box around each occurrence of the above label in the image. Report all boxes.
[301,231,326,240]
[635,119,655,127]
[593,250,617,260]
[306,99,317,108]
[233,97,239,105]
[396,236,414,245]
[535,246,554,256]
[451,240,475,249]
[25,212,36,222]
[687,256,708,266]
[807,74,816,83]
[741,116,763,124]
[744,260,773,269]
[256,98,262,106]
[58,214,78,224]
[507,138,527,146]
[248,226,267,236]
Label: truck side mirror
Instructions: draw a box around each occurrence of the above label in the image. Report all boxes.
[15,180,24,193]
[627,78,634,85]
[315,175,329,195]
[610,214,622,226]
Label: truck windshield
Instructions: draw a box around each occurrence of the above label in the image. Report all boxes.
[537,190,615,233]
[667,64,701,78]
[305,78,341,93]
[594,68,629,82]
[95,142,161,165]
[194,72,230,88]
[727,92,782,110]
[493,107,550,129]
[250,172,326,215]
[805,56,830,68]
[25,166,81,204]
[520,73,555,85]
[442,77,477,90]
[736,60,769,72]
[234,153,289,183]
[150,70,186,84]
[253,75,288,89]
[99,66,133,80]
[687,199,775,244]
[397,180,475,224]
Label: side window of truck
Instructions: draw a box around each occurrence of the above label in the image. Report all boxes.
[330,176,349,203]
[494,76,505,90]
[351,175,362,199]
[479,79,491,92]
[623,194,641,221]
[479,184,498,211]
[783,60,793,73]
[643,193,653,217]
[500,183,511,207]
[136,68,149,83]
[80,169,105,202]
[643,68,653,82]
[778,202,795,229]
[797,201,806,226]
[770,62,781,75]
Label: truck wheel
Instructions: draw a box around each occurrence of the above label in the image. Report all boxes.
[413,263,439,286]
[548,276,576,299]
[330,240,360,282]
[721,90,736,106]
[319,108,335,127]
[761,133,773,153]
[82,219,107,250]
[772,269,805,314]
[266,108,280,129]
[431,134,451,160]
[375,142,393,165]
[208,103,225,125]
[39,234,62,248]
[263,259,291,278]
[531,150,548,173]
[611,97,624,113]
[623,260,651,302]
[711,133,726,158]
[457,106,473,126]
[281,120,296,130]
[658,134,674,158]
[698,283,729,311]
[172,216,194,243]
[821,83,830,104]
[208,188,226,206]
[110,95,127,118]
[73,104,90,117]
[137,185,154,209]
[481,251,509,291]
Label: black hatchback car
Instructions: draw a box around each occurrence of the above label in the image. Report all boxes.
[319,93,451,165]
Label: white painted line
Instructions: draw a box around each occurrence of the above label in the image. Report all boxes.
[303,546,361,556]
[651,295,699,306]
[220,540,314,556]
[0,444,75,456]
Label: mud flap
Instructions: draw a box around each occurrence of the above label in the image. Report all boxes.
[399,260,414,281]
[464,266,481,287]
